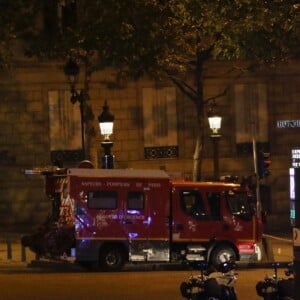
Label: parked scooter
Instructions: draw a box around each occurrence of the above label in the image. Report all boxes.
[180,259,238,300]
[256,262,294,300]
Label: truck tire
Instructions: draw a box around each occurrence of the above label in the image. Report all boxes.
[210,245,236,267]
[99,245,126,271]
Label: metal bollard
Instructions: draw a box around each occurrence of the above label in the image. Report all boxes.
[21,245,26,262]
[6,236,12,260]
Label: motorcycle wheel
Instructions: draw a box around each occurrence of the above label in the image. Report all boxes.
[278,278,294,299]
[256,281,279,300]
[180,281,192,299]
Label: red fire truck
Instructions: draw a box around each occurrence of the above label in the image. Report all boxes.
[22,167,263,271]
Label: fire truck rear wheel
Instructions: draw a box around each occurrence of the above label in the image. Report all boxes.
[210,245,236,267]
[99,245,126,271]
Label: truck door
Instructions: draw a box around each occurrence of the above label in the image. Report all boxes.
[224,189,256,239]
[172,189,216,241]
[206,191,230,238]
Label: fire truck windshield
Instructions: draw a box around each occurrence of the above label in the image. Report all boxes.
[226,190,253,220]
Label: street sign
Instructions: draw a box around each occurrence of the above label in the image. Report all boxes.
[291,148,300,168]
[277,119,300,128]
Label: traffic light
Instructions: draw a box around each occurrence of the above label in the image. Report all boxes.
[257,151,271,179]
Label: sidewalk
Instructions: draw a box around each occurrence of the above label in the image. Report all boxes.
[0,234,36,268]
[263,233,293,263]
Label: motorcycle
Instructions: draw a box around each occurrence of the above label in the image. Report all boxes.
[256,262,294,300]
[180,260,238,300]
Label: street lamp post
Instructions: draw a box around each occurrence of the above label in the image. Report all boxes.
[208,114,222,181]
[98,101,115,169]
[63,58,88,159]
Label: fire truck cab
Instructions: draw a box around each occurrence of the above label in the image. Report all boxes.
[22,167,262,271]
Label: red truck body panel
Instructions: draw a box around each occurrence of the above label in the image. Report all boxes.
[68,168,171,262]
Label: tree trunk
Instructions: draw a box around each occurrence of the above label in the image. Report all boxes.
[192,132,203,181]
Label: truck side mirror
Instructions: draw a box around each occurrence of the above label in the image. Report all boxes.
[249,202,256,215]
[261,210,267,223]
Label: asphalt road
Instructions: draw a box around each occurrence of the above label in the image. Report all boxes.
[0,266,292,300]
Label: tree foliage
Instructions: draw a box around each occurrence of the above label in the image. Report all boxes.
[26,2,298,65]
[0,0,37,69]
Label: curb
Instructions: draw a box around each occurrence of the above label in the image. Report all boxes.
[26,259,293,272]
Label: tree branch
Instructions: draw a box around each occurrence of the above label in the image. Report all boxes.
[168,75,198,104]
[203,86,230,105]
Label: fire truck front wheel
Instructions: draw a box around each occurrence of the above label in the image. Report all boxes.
[99,245,126,271]
[210,245,237,267]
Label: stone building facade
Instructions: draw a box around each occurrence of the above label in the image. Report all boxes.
[0,58,300,233]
